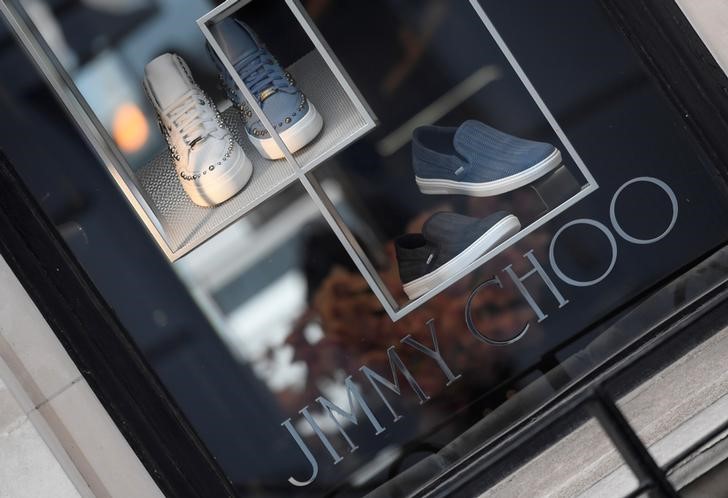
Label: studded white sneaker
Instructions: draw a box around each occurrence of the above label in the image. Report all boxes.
[143,53,252,207]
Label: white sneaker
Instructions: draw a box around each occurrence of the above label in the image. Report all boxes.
[143,53,252,207]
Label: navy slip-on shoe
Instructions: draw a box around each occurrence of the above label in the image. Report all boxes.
[395,211,521,300]
[412,120,561,196]
[208,18,323,160]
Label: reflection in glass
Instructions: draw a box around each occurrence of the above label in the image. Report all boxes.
[8,0,728,496]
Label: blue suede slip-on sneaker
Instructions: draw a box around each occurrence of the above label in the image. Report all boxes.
[208,18,323,160]
[412,120,561,196]
[395,211,521,300]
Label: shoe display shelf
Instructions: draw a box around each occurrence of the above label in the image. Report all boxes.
[121,0,376,260]
[137,48,370,256]
[3,0,597,322]
[375,1,598,320]
[236,0,595,322]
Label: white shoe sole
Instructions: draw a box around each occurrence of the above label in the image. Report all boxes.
[402,215,521,300]
[248,102,324,160]
[182,143,253,207]
[416,149,562,196]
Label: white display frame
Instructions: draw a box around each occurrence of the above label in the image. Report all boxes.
[199,0,599,321]
[0,0,599,321]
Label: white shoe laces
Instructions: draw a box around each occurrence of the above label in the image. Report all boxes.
[166,88,217,147]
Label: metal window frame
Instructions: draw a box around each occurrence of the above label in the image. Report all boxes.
[0,0,728,497]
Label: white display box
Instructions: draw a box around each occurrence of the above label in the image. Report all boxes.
[130,0,376,258]
[2,0,377,262]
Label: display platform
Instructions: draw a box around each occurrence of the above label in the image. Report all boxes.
[137,50,371,257]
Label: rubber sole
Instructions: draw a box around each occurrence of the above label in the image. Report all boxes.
[248,103,324,160]
[416,149,562,197]
[182,143,253,207]
[402,215,522,300]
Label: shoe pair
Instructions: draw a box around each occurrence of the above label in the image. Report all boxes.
[396,121,562,300]
[143,19,323,207]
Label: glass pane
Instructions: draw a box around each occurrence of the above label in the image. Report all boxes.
[1,0,727,496]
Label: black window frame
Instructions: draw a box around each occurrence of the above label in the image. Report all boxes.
[1,0,728,496]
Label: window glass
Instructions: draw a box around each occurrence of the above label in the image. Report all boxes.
[2,0,728,496]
